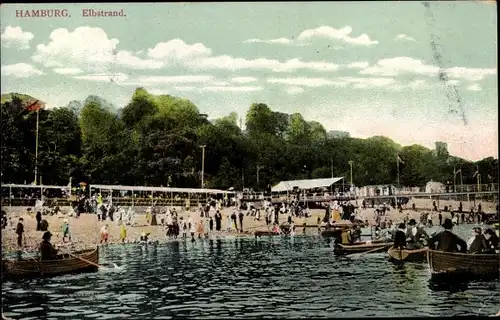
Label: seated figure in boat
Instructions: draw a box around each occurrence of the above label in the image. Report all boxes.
[483,228,500,253]
[428,218,467,253]
[350,226,362,243]
[393,223,407,249]
[40,231,58,260]
[405,219,429,249]
[272,223,282,234]
[467,227,488,254]
[340,228,351,244]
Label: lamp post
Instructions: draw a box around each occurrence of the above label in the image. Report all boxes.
[348,160,353,187]
[201,145,206,188]
[256,165,263,185]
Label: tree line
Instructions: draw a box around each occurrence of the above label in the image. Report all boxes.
[1,88,497,191]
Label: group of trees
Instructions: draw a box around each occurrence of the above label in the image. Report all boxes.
[1,89,498,191]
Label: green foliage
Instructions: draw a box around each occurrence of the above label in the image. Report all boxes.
[0,91,497,189]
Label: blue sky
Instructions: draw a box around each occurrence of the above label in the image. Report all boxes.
[1,2,497,161]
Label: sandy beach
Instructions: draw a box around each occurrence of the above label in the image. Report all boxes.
[2,197,496,254]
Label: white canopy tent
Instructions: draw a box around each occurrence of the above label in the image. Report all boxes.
[1,183,71,205]
[271,177,344,192]
[89,184,235,207]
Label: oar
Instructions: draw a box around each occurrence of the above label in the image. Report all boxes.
[61,250,109,270]
[350,244,391,258]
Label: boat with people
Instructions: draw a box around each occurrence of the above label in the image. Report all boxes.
[387,247,428,263]
[427,249,500,279]
[2,247,99,280]
[333,241,393,256]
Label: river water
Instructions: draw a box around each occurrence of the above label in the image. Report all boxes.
[2,225,499,319]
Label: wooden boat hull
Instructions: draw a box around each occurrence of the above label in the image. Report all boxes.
[3,248,99,280]
[334,242,392,256]
[388,247,428,263]
[427,249,500,280]
[255,231,280,237]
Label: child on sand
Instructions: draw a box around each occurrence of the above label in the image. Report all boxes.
[61,219,72,243]
[120,223,127,243]
[100,225,109,244]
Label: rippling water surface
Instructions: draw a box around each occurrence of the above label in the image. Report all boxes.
[3,225,499,319]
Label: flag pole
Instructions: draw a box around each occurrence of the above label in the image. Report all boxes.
[34,108,40,185]
[396,155,400,192]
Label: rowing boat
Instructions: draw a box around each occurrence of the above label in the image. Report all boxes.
[427,249,500,279]
[254,231,280,237]
[334,241,392,256]
[2,248,99,280]
[387,247,428,263]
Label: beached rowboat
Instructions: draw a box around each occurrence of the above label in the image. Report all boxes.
[334,241,392,256]
[2,248,99,280]
[387,247,427,263]
[254,231,280,237]
[427,250,500,279]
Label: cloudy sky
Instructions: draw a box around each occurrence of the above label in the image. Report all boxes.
[1,2,497,161]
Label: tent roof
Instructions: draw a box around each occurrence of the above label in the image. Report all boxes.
[89,184,235,194]
[271,177,344,192]
[1,184,69,190]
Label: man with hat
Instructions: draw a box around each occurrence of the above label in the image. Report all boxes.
[466,227,488,254]
[405,219,429,249]
[483,228,499,253]
[428,218,467,253]
[40,231,58,260]
[393,223,407,250]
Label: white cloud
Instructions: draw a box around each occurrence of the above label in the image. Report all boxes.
[212,81,230,86]
[129,75,214,85]
[267,77,346,87]
[32,27,162,72]
[338,76,395,88]
[286,87,304,94]
[360,57,497,82]
[297,25,378,46]
[243,38,293,45]
[467,84,482,91]
[147,39,212,60]
[231,76,258,84]
[445,67,496,81]
[173,86,196,92]
[1,63,44,77]
[190,56,339,72]
[200,86,263,92]
[73,73,129,82]
[1,26,34,50]
[395,34,416,42]
[360,57,439,77]
[53,68,84,75]
[347,61,370,69]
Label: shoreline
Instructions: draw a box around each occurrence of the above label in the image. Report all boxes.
[2,199,497,255]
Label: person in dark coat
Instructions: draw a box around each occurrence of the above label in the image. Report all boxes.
[34,211,42,231]
[483,228,499,253]
[458,202,463,213]
[15,218,24,248]
[40,231,58,260]
[428,218,467,253]
[274,205,280,224]
[438,213,442,226]
[467,227,488,254]
[214,210,222,232]
[238,210,244,232]
[393,223,407,249]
